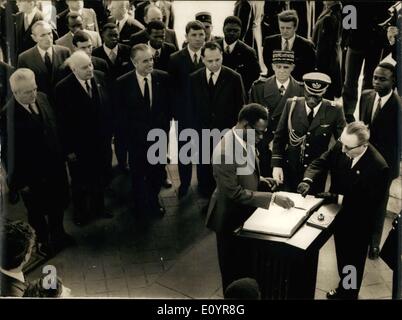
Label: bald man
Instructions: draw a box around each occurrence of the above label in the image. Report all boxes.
[55,51,113,226]
[130,5,178,50]
[107,1,144,45]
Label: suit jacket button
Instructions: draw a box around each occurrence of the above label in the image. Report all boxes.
[304,164,308,168]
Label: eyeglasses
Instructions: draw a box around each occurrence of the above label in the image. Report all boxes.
[338,138,366,151]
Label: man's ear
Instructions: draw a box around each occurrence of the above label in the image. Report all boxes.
[31,33,37,43]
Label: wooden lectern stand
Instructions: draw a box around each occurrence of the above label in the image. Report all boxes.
[235,203,340,300]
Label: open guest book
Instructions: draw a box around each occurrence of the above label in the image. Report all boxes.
[242,192,324,238]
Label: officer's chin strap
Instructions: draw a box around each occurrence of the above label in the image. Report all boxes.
[287,96,307,162]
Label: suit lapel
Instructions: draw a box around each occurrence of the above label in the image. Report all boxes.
[33,47,49,75]
[213,67,228,99]
[151,72,159,110]
[364,91,376,123]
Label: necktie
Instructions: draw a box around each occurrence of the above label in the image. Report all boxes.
[44,51,52,74]
[279,85,285,96]
[208,72,215,97]
[85,80,92,98]
[116,20,120,32]
[193,53,198,66]
[372,97,382,123]
[284,39,289,50]
[109,50,117,64]
[24,14,29,31]
[143,77,150,108]
[225,45,231,54]
[307,108,314,125]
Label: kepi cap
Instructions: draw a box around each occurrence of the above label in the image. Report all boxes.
[195,11,212,24]
[272,50,294,64]
[303,72,331,95]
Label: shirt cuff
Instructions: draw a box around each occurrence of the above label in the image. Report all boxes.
[337,194,344,205]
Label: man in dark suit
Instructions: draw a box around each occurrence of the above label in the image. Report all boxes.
[298,121,389,300]
[143,20,176,72]
[249,50,304,177]
[107,0,144,46]
[14,0,44,56]
[55,12,102,52]
[359,62,402,259]
[0,68,73,254]
[130,4,178,50]
[57,0,99,37]
[92,23,132,79]
[206,103,294,291]
[216,15,260,93]
[115,44,170,216]
[72,30,109,74]
[168,20,206,198]
[17,21,70,103]
[55,51,113,225]
[134,0,174,29]
[312,1,343,100]
[0,61,14,109]
[92,23,132,173]
[189,41,246,197]
[341,1,391,123]
[263,10,316,81]
[272,72,346,192]
[0,221,35,297]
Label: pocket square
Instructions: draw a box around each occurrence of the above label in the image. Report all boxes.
[320,124,330,128]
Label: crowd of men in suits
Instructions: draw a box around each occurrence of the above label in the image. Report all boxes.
[0,1,401,299]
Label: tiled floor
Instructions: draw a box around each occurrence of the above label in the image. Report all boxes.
[2,164,394,299]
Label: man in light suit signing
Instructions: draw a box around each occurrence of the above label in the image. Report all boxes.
[206,103,294,292]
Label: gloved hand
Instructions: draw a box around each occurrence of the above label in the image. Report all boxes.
[297,181,311,197]
[316,192,338,204]
[8,190,20,205]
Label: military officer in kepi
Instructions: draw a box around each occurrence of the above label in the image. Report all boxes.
[271,72,346,193]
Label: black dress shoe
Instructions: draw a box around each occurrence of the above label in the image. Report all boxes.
[368,246,380,260]
[163,178,173,188]
[178,185,189,199]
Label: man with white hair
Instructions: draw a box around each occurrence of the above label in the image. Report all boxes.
[17,20,70,101]
[55,51,113,226]
[0,68,73,257]
[130,4,178,50]
[107,0,144,45]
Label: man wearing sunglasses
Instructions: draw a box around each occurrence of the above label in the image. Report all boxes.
[297,121,389,299]
[272,71,346,193]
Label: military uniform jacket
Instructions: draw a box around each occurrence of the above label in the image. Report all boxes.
[272,97,346,170]
[249,75,304,142]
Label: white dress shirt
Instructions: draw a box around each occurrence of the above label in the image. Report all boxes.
[351,146,368,168]
[281,34,296,50]
[187,46,202,64]
[24,7,38,28]
[116,13,129,32]
[223,39,237,54]
[37,45,53,63]
[206,68,221,85]
[103,44,118,60]
[304,101,322,118]
[75,77,92,95]
[276,78,290,91]
[372,90,393,119]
